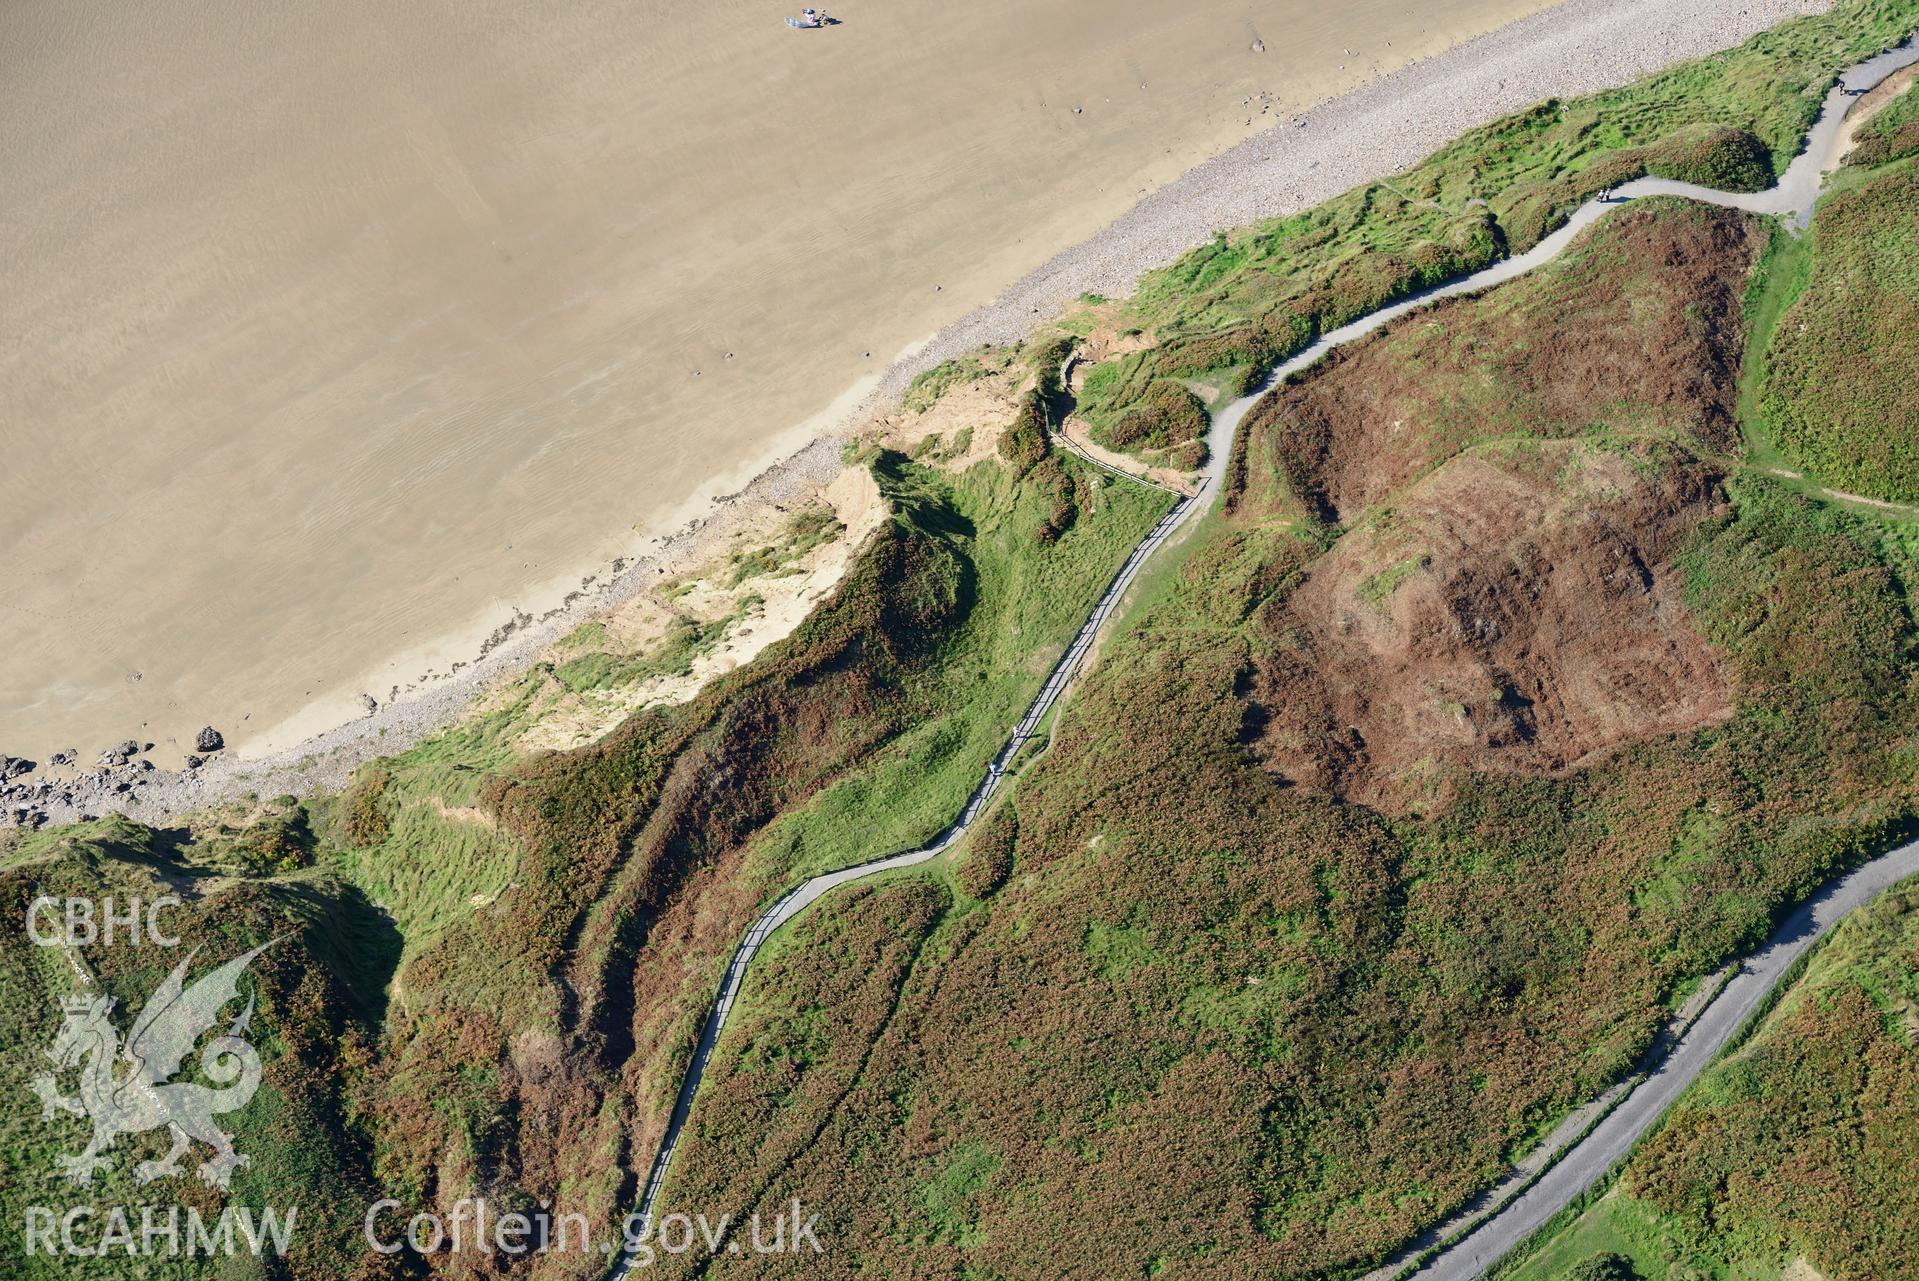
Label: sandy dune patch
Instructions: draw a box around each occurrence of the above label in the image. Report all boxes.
[513,466,886,754]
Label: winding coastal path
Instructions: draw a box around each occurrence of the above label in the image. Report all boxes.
[614,35,1919,1279]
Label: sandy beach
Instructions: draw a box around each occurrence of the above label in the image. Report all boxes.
[1,0,1835,823]
[2,0,1554,770]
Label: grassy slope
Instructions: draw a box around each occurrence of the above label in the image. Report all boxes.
[643,203,1919,1279]
[1849,72,1919,165]
[0,819,400,1279]
[1074,372,1212,470]
[1235,196,1760,522]
[366,437,1170,1268]
[1757,157,1919,501]
[0,434,1168,1279]
[1067,0,1919,445]
[1499,878,1919,1281]
[1498,111,1919,1281]
[742,453,1172,888]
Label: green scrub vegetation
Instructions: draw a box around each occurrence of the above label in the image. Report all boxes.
[1500,879,1919,1281]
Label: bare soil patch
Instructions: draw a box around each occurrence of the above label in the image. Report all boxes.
[1249,442,1732,812]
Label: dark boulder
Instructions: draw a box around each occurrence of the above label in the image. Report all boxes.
[196,726,225,753]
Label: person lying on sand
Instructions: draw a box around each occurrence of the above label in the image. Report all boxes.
[789,7,828,26]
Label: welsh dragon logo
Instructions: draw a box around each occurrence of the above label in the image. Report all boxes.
[30,941,276,1189]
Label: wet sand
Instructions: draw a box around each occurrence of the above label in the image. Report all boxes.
[1,0,1556,767]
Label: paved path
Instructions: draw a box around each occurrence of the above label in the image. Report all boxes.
[612,34,1919,1278]
[1407,839,1919,1280]
[615,470,1204,1273]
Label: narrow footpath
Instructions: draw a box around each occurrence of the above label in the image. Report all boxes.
[613,35,1919,1279]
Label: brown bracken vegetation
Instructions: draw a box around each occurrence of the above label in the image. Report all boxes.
[1238,201,1763,523]
[1249,442,1734,812]
[648,201,1919,1280]
[0,424,1167,1279]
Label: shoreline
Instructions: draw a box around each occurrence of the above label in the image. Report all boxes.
[10,0,1547,779]
[0,432,847,830]
[2,0,1833,831]
[235,366,889,764]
